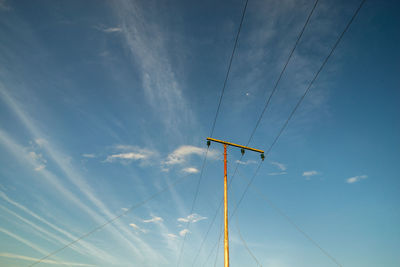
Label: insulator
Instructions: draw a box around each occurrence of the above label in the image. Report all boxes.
[207,140,211,147]
[261,153,265,161]
[241,148,245,155]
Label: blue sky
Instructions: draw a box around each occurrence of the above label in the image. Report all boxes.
[0,0,399,266]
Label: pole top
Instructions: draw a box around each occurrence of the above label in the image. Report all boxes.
[206,137,264,154]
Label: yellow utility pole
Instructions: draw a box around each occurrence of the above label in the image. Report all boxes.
[206,137,264,267]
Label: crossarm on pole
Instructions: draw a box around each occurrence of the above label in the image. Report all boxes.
[207,137,264,154]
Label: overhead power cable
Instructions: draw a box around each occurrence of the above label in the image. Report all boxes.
[178,0,250,265]
[27,173,194,267]
[204,161,261,266]
[211,2,367,266]
[176,148,210,266]
[234,166,342,267]
[193,0,320,263]
[246,0,320,146]
[191,154,244,266]
[209,0,249,138]
[199,219,222,267]
[235,222,262,266]
[264,0,367,156]
[213,216,223,267]
[217,0,366,266]
[230,186,263,266]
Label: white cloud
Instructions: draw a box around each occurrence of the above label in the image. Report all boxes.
[103,27,123,33]
[164,145,218,165]
[166,233,178,239]
[236,160,257,165]
[34,165,45,171]
[182,167,199,174]
[95,25,123,33]
[271,161,287,171]
[302,170,319,180]
[177,213,207,223]
[105,146,156,164]
[268,172,287,176]
[106,152,147,161]
[179,229,190,237]
[346,175,368,184]
[129,223,148,233]
[34,138,47,147]
[28,151,47,171]
[143,216,163,223]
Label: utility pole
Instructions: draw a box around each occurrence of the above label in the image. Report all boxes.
[206,137,264,267]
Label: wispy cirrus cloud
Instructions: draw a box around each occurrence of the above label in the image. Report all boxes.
[268,161,287,175]
[346,175,367,184]
[94,24,123,33]
[104,145,156,164]
[110,0,196,139]
[271,161,287,171]
[106,152,147,161]
[302,170,319,180]
[0,87,165,264]
[0,191,116,263]
[101,27,123,33]
[0,227,49,256]
[143,216,163,223]
[163,145,218,166]
[0,130,148,263]
[182,167,199,174]
[129,223,148,234]
[0,253,95,266]
[177,213,207,223]
[236,160,257,165]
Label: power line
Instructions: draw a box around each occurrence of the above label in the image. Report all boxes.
[231,185,263,266]
[209,0,249,138]
[265,0,367,156]
[234,220,262,266]
[199,160,262,267]
[246,0,320,146]
[207,144,342,267]
[191,192,223,266]
[191,154,244,266]
[201,167,262,267]
[231,0,367,238]
[234,166,343,267]
[176,148,210,266]
[179,0,250,264]
[198,214,223,267]
[212,1,367,265]
[27,172,194,267]
[213,216,223,267]
[194,0,320,262]
[213,241,221,266]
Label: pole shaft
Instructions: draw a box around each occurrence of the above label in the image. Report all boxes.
[224,144,229,267]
